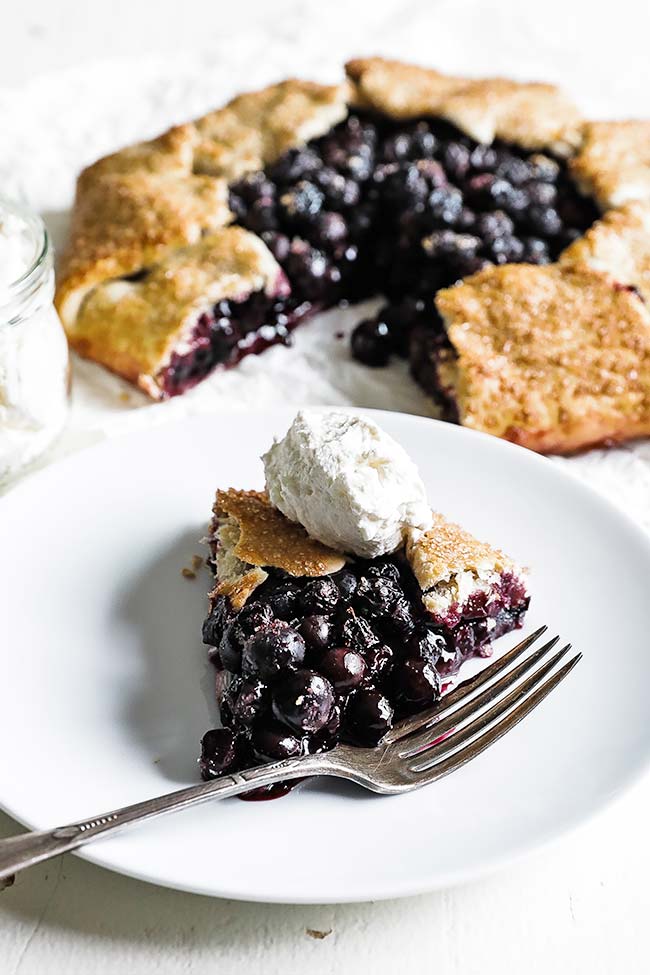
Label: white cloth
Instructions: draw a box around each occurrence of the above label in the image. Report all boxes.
[1,26,650,532]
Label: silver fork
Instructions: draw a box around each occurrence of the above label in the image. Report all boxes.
[0,626,580,882]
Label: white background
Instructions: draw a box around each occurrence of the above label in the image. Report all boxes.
[3,1,650,972]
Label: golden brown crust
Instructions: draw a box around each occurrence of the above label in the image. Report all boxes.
[406,512,514,588]
[59,60,650,419]
[64,227,284,398]
[435,264,650,454]
[193,79,350,180]
[345,57,582,153]
[215,489,345,579]
[216,568,269,611]
[570,121,650,208]
[55,171,231,330]
[78,124,198,182]
[55,78,347,381]
[561,201,650,304]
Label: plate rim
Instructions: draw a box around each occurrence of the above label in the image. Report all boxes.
[3,407,650,902]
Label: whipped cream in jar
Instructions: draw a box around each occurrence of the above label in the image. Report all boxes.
[0,197,69,484]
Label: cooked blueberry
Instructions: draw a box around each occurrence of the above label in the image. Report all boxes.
[408,627,448,665]
[313,211,348,248]
[366,560,401,582]
[423,230,481,259]
[232,171,277,204]
[442,142,470,180]
[314,167,361,208]
[449,254,493,279]
[267,147,321,184]
[351,317,394,367]
[469,144,498,172]
[230,678,269,727]
[228,192,247,220]
[251,724,302,761]
[426,186,464,225]
[279,180,324,223]
[502,187,530,216]
[320,647,366,692]
[494,155,532,185]
[265,580,299,620]
[363,643,394,682]
[392,659,441,710]
[526,205,562,237]
[202,595,232,647]
[382,132,413,162]
[380,596,415,639]
[285,241,330,299]
[299,577,340,615]
[474,209,515,241]
[355,574,402,615]
[245,197,278,233]
[373,303,422,356]
[348,203,374,239]
[298,614,333,654]
[466,174,514,210]
[199,728,241,779]
[528,154,560,182]
[214,601,273,673]
[331,569,358,602]
[416,159,448,187]
[237,600,275,637]
[272,670,335,733]
[321,123,375,180]
[487,234,525,264]
[341,611,379,652]
[525,180,558,207]
[242,621,306,680]
[410,123,437,157]
[456,207,477,231]
[306,702,342,754]
[381,163,430,208]
[345,689,394,745]
[218,622,245,673]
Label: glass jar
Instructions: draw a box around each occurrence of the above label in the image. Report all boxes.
[0,196,69,484]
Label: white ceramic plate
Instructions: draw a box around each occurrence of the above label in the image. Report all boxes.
[2,409,650,903]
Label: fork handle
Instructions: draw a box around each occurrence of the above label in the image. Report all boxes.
[0,753,330,882]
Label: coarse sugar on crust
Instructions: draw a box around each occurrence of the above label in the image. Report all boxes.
[570,121,650,208]
[214,488,345,583]
[345,57,582,153]
[434,263,650,454]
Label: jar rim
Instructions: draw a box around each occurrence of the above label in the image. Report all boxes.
[0,194,50,299]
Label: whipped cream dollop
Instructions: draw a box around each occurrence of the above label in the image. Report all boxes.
[263,411,432,558]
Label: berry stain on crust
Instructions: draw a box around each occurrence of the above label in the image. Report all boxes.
[200,552,529,794]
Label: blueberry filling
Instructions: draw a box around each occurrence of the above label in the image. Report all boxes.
[156,113,597,401]
[230,112,599,390]
[159,287,311,397]
[200,553,529,789]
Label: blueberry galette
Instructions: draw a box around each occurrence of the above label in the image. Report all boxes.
[57,59,650,451]
[199,488,529,783]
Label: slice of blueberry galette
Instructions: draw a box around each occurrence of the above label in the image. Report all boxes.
[198,412,529,786]
[57,58,650,452]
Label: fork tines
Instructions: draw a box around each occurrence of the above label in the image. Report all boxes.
[386,625,581,785]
